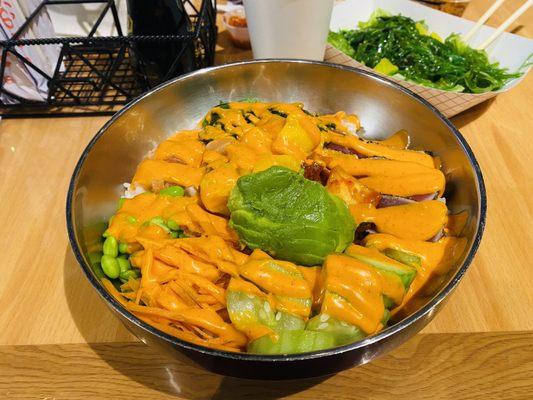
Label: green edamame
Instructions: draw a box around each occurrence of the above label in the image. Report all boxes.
[118,242,128,254]
[101,255,120,279]
[103,236,118,257]
[117,197,126,210]
[120,268,139,283]
[150,216,166,225]
[117,257,131,274]
[159,185,184,197]
[149,216,170,233]
[167,219,180,231]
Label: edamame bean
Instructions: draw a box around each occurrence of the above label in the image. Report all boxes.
[117,257,131,274]
[118,242,128,254]
[120,268,139,283]
[167,219,179,230]
[103,236,118,257]
[151,216,164,223]
[117,197,126,209]
[149,216,170,232]
[159,185,184,197]
[101,255,120,279]
[170,231,178,238]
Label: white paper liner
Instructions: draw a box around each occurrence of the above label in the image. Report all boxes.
[327,0,533,117]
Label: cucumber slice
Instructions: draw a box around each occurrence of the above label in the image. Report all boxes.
[248,330,336,354]
[345,245,417,288]
[275,311,306,331]
[382,295,395,309]
[227,291,276,329]
[239,259,313,319]
[383,248,422,269]
[381,309,391,325]
[227,291,305,334]
[376,269,407,306]
[307,314,365,346]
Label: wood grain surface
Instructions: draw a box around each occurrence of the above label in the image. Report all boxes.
[1,332,532,400]
[0,0,532,398]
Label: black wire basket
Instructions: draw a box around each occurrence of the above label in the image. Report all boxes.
[0,0,217,117]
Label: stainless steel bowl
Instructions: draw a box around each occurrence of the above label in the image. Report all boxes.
[67,60,486,379]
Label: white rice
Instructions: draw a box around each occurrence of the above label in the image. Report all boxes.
[185,186,198,197]
[342,118,360,136]
[123,182,146,199]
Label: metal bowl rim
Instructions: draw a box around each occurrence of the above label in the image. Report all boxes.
[66,59,487,362]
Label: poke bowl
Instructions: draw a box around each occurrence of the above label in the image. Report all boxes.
[66,60,486,379]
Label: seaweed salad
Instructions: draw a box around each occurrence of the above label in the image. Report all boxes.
[328,10,520,93]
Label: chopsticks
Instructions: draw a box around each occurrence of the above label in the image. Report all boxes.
[462,0,532,50]
[463,0,506,42]
[478,0,532,49]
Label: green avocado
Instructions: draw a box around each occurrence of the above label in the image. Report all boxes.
[227,166,355,266]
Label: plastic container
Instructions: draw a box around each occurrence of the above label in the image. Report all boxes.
[413,0,471,17]
[222,9,251,49]
[243,0,334,60]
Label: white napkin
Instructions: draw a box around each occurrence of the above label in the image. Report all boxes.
[20,0,62,77]
[0,0,61,103]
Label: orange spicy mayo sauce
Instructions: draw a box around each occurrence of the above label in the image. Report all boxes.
[349,200,448,240]
[319,254,386,334]
[101,101,464,352]
[364,233,467,311]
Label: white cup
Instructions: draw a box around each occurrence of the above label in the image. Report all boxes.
[243,0,334,60]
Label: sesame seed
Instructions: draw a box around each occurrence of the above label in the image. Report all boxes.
[319,313,330,322]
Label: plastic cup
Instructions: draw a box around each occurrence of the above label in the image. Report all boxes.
[243,0,334,60]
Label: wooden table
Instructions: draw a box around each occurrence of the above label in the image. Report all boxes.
[1,0,532,398]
